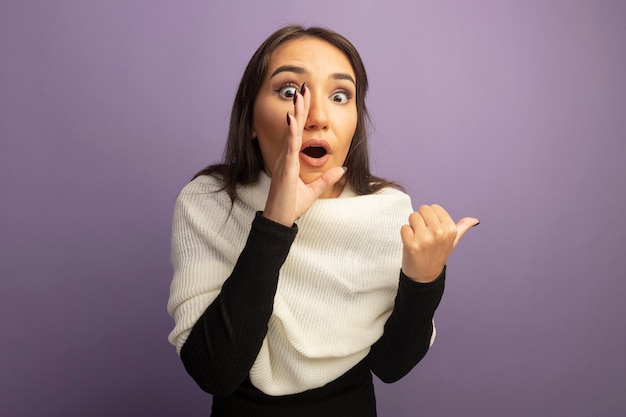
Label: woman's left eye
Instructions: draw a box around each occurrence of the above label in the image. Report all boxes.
[331,92,350,104]
[278,86,298,99]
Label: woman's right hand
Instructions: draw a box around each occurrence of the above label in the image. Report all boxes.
[262,86,346,226]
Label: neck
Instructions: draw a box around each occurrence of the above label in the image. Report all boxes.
[320,177,347,199]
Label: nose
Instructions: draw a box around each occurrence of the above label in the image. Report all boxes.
[305,92,328,130]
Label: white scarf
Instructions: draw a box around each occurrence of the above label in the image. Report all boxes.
[168,173,416,395]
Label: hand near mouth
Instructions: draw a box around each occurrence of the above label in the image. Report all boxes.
[262,85,346,227]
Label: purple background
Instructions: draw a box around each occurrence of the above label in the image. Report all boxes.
[2,1,625,416]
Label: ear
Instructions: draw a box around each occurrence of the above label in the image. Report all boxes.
[250,123,257,139]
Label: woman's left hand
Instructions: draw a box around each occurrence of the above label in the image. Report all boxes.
[400,204,479,283]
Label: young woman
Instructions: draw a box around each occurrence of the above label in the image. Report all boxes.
[167,25,478,417]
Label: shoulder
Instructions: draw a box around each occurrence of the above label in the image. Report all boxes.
[178,174,226,196]
[175,174,231,207]
[372,185,409,198]
[371,185,413,206]
[173,174,232,220]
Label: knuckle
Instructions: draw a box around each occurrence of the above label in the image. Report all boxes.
[406,242,421,252]
[421,234,434,246]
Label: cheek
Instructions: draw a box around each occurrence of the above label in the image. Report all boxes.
[254,105,286,167]
[254,98,286,139]
[337,111,358,152]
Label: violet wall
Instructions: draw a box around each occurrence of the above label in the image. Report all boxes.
[1,1,625,416]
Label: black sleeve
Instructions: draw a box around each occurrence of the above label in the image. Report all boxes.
[367,267,446,383]
[180,212,297,396]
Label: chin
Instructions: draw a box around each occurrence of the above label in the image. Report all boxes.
[299,170,324,185]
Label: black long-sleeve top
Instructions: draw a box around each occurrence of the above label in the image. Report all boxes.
[180,213,445,417]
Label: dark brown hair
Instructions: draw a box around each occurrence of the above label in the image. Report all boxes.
[194,25,401,200]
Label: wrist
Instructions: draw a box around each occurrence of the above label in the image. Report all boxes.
[401,267,444,283]
[261,210,294,227]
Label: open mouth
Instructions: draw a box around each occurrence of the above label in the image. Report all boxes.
[301,146,328,159]
[300,140,330,167]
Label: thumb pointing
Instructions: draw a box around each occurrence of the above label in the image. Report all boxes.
[453,217,480,248]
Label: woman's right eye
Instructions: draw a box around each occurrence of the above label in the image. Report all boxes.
[277,86,298,99]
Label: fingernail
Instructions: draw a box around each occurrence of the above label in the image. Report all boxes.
[293,91,297,106]
[301,82,306,96]
[286,111,290,126]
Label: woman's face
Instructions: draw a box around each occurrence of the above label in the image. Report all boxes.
[252,37,358,196]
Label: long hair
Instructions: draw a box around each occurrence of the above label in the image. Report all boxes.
[194,25,401,200]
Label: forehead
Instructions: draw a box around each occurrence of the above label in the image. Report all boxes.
[266,37,356,78]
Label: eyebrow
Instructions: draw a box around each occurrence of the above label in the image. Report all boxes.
[331,73,356,85]
[270,65,356,86]
[270,65,306,78]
